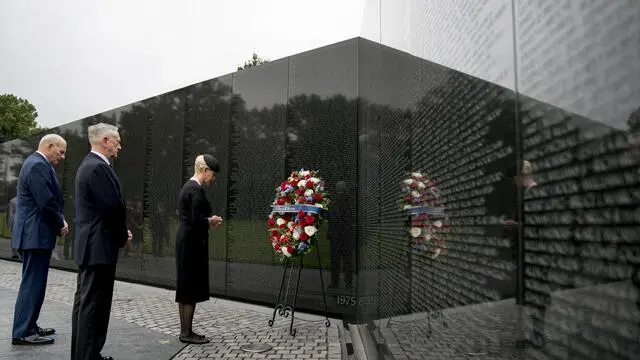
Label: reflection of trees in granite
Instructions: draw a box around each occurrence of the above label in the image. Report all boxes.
[286,93,358,278]
[627,107,640,134]
[228,99,287,222]
[58,126,85,259]
[183,78,234,261]
[138,91,186,256]
[115,103,150,258]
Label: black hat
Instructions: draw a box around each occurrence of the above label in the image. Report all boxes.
[203,154,220,173]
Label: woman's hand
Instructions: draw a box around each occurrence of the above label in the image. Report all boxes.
[208,215,223,228]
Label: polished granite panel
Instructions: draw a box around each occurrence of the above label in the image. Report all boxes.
[226,58,288,303]
[358,37,518,319]
[286,39,359,317]
[359,0,640,359]
[184,74,233,294]
[142,89,186,265]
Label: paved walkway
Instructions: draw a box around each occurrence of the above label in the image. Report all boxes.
[0,260,342,360]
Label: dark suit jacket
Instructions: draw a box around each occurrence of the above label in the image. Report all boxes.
[11,152,64,250]
[74,152,128,266]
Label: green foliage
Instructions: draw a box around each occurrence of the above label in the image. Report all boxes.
[628,107,640,134]
[237,53,269,71]
[0,94,46,142]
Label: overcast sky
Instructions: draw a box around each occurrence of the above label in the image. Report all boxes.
[0,0,366,128]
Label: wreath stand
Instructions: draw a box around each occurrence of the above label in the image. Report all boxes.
[267,206,331,336]
[268,249,331,336]
[385,205,448,336]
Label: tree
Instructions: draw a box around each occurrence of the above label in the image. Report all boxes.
[0,94,46,142]
[237,53,269,70]
[628,107,640,134]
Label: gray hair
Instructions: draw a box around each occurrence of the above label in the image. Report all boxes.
[88,123,119,144]
[38,133,66,149]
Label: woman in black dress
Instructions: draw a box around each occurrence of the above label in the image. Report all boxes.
[175,154,223,344]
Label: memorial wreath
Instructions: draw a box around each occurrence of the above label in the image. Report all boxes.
[402,171,449,258]
[267,169,330,259]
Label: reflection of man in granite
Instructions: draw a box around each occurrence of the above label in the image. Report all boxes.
[151,202,170,256]
[503,160,545,347]
[329,180,355,290]
[7,196,19,259]
[127,198,144,258]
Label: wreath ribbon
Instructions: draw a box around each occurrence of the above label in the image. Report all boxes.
[270,204,325,215]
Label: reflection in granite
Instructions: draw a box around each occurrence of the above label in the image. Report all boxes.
[519,97,640,358]
[226,59,288,303]
[286,41,359,313]
[184,75,233,293]
[358,37,519,324]
[360,0,639,359]
[378,300,524,360]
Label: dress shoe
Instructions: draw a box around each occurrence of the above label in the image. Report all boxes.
[179,334,210,344]
[191,331,206,339]
[35,326,56,336]
[12,334,54,345]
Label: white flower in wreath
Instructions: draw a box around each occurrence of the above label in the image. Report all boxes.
[282,246,292,257]
[287,221,294,230]
[292,227,302,240]
[300,170,310,177]
[433,220,443,228]
[411,190,420,198]
[298,179,307,188]
[417,181,426,189]
[309,177,320,184]
[304,225,317,237]
[403,179,413,186]
[314,203,323,208]
[410,227,421,237]
[411,172,422,178]
[304,189,314,197]
[276,218,286,226]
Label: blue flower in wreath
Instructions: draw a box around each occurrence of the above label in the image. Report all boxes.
[297,242,309,252]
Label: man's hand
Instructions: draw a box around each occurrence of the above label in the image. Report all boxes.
[59,220,69,236]
[122,229,133,249]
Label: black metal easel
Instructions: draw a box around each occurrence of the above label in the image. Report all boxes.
[268,248,331,336]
